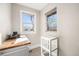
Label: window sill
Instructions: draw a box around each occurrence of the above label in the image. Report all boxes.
[21,31,36,34]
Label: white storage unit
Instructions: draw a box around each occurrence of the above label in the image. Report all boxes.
[0,45,29,56]
[41,36,58,56]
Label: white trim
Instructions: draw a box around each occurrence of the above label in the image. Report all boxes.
[20,10,35,16]
[20,10,36,34]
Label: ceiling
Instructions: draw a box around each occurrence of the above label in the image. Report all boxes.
[18,3,48,11]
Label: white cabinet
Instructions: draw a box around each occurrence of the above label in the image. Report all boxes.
[0,45,29,56]
[41,36,58,56]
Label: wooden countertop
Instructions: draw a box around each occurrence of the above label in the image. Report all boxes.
[0,39,31,51]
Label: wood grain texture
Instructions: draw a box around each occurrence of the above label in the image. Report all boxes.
[0,39,31,51]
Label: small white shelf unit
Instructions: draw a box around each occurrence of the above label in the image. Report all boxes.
[41,36,58,56]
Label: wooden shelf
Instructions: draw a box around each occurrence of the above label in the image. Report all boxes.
[0,39,31,51]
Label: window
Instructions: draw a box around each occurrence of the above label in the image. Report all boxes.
[20,10,36,34]
[46,8,57,31]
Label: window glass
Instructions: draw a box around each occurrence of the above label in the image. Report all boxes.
[47,11,57,31]
[22,12,34,31]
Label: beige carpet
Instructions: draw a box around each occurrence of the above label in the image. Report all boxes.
[29,47,41,56]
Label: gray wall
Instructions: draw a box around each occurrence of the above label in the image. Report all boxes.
[0,4,11,43]
[40,4,58,37]
[41,3,79,56]
[11,4,41,48]
[58,4,79,56]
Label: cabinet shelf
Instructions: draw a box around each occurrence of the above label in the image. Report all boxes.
[41,46,50,52]
[41,36,58,56]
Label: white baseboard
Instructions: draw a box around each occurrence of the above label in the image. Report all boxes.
[29,44,41,50]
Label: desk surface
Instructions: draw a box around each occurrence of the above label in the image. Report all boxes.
[0,39,31,51]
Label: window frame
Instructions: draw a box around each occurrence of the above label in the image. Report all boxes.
[20,10,36,34]
[45,8,57,32]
